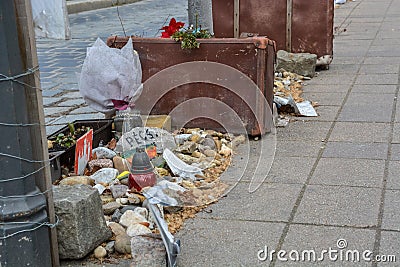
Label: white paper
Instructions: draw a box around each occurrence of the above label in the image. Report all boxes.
[79,38,143,114]
[296,101,318,117]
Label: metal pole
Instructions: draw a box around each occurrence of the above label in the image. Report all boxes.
[188,0,214,34]
[0,0,55,266]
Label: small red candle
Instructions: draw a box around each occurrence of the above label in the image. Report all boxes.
[128,147,157,191]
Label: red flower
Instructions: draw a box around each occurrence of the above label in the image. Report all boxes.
[161,18,184,38]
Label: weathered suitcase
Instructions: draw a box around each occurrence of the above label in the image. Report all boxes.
[107,36,275,136]
[212,0,334,66]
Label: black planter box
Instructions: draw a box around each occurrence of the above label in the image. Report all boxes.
[47,119,113,178]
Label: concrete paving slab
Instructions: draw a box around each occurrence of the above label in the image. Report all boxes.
[387,161,400,190]
[351,84,397,94]
[275,141,323,158]
[45,125,65,136]
[294,185,381,227]
[377,231,400,267]
[277,121,332,141]
[197,182,302,222]
[324,64,360,75]
[337,34,376,41]
[176,219,285,266]
[47,113,104,125]
[43,97,62,106]
[372,38,400,45]
[358,64,399,74]
[391,144,400,161]
[41,82,61,91]
[381,190,400,231]
[69,105,98,114]
[304,92,346,106]
[334,39,374,47]
[334,48,368,57]
[323,141,388,160]
[364,57,400,64]
[217,140,274,187]
[58,98,86,107]
[44,106,73,117]
[303,84,351,93]
[267,157,316,185]
[338,93,395,122]
[346,22,380,31]
[344,17,383,24]
[295,106,340,122]
[393,123,400,143]
[225,141,315,186]
[310,158,385,188]
[276,224,375,266]
[355,74,399,85]
[310,75,357,85]
[329,122,391,143]
[396,102,400,122]
[376,32,400,39]
[61,91,84,99]
[367,50,400,57]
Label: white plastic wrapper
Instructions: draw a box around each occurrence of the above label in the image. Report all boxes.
[79,37,143,114]
[163,148,204,181]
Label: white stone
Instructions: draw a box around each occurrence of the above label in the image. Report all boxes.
[91,168,119,185]
[134,207,149,220]
[120,198,129,205]
[94,246,107,259]
[92,147,117,159]
[126,224,152,237]
[115,127,176,154]
[119,210,148,228]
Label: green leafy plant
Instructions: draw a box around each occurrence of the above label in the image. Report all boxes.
[160,16,212,50]
[172,28,212,49]
[50,125,91,150]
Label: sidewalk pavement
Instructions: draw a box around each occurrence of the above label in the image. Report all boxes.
[37,0,400,266]
[176,1,400,266]
[66,0,142,14]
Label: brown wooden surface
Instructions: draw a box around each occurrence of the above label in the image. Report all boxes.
[14,0,60,265]
[212,0,334,58]
[107,37,275,135]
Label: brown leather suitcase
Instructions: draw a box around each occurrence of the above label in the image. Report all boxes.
[212,0,334,66]
[107,36,275,136]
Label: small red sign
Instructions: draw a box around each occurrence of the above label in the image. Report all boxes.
[74,129,93,175]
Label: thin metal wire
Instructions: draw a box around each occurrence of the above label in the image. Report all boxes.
[115,1,127,37]
[0,188,53,199]
[0,66,42,90]
[0,152,57,163]
[0,66,63,240]
[0,114,66,127]
[0,215,60,240]
[154,15,171,37]
[0,151,61,183]
[0,162,50,183]
[0,66,39,82]
[0,122,40,126]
